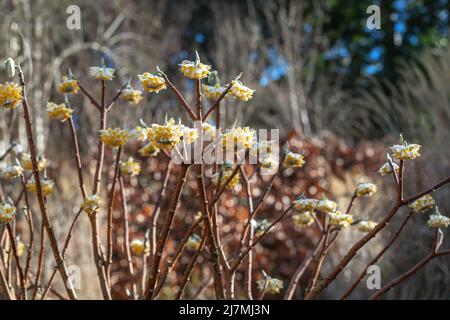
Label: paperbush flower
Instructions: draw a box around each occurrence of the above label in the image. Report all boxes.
[317,199,337,213]
[212,168,240,190]
[130,239,149,256]
[121,87,143,104]
[329,211,353,228]
[292,211,315,228]
[89,66,115,80]
[283,151,305,168]
[0,202,16,224]
[147,118,184,149]
[260,156,278,170]
[378,161,400,176]
[179,59,211,79]
[120,157,141,177]
[252,219,271,237]
[390,143,421,160]
[100,128,129,147]
[251,140,274,159]
[181,126,199,144]
[58,76,79,95]
[186,234,202,250]
[0,82,23,109]
[230,80,254,101]
[20,153,47,172]
[257,277,283,294]
[82,194,102,214]
[222,127,256,151]
[138,72,167,93]
[202,83,228,100]
[408,195,435,213]
[355,182,377,197]
[16,240,26,257]
[26,178,55,196]
[357,220,377,232]
[202,122,217,140]
[129,126,148,142]
[46,102,73,122]
[138,142,160,158]
[1,164,23,180]
[293,198,318,212]
[427,210,450,228]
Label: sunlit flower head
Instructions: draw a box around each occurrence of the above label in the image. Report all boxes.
[138,142,160,158]
[16,240,26,257]
[138,73,167,93]
[20,153,47,172]
[427,209,450,228]
[222,127,256,151]
[211,168,240,190]
[1,164,23,180]
[293,198,318,212]
[202,122,217,140]
[181,126,199,144]
[250,140,274,158]
[378,161,400,176]
[26,178,55,196]
[120,157,141,177]
[100,128,129,147]
[179,59,211,79]
[0,202,16,224]
[355,182,377,197]
[130,238,149,256]
[0,82,23,109]
[82,194,102,214]
[121,87,143,105]
[292,211,315,228]
[260,156,278,170]
[186,234,202,251]
[129,126,148,142]
[317,199,337,213]
[252,219,272,238]
[283,151,305,168]
[58,76,79,95]
[202,83,229,100]
[390,143,421,160]
[257,276,283,294]
[329,211,353,228]
[408,194,435,213]
[89,66,115,81]
[230,80,254,101]
[357,220,377,232]
[147,118,184,149]
[46,102,73,122]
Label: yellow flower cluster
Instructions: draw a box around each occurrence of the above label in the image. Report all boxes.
[146,118,184,149]
[0,82,23,109]
[260,156,278,170]
[202,122,217,140]
[130,238,149,256]
[212,168,240,190]
[355,182,377,197]
[181,127,199,144]
[16,241,26,257]
[130,126,148,142]
[202,84,228,100]
[357,220,377,232]
[179,60,211,79]
[408,195,435,213]
[316,199,337,213]
[121,87,143,104]
[0,202,16,224]
[293,198,318,212]
[138,143,160,158]
[378,161,400,176]
[283,151,305,168]
[257,277,283,294]
[292,211,315,228]
[427,213,450,228]
[58,76,79,95]
[82,194,102,214]
[100,128,129,147]
[329,211,353,228]
[251,140,274,158]
[138,73,167,93]
[20,153,47,172]
[89,66,115,80]
[26,178,55,196]
[230,80,254,101]
[222,127,256,150]
[186,234,202,250]
[1,164,23,180]
[120,157,141,177]
[390,143,421,160]
[46,102,73,122]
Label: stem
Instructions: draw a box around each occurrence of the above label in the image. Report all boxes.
[68,116,87,199]
[203,82,233,121]
[160,73,197,120]
[6,224,26,299]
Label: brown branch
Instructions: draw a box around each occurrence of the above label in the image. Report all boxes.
[68,116,87,199]
[203,82,233,121]
[78,82,101,111]
[160,73,197,120]
[6,224,26,299]
[106,82,128,111]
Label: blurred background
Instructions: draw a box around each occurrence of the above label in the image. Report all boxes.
[0,0,449,299]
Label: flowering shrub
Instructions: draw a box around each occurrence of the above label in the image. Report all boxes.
[0,55,449,301]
